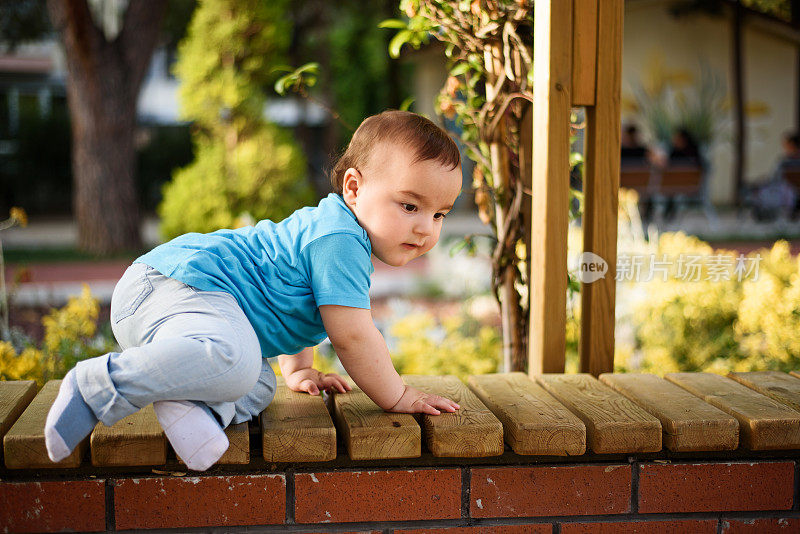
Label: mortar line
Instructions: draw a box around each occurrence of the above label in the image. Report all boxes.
[105,478,115,532]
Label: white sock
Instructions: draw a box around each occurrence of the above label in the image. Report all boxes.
[153,400,229,471]
[44,370,98,462]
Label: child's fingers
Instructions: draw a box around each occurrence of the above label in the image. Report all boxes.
[420,403,441,416]
[301,379,319,395]
[321,375,348,393]
[429,395,460,413]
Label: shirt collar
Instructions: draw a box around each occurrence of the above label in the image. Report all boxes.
[328,193,357,222]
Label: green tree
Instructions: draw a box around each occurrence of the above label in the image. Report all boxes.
[280,0,409,197]
[159,0,313,238]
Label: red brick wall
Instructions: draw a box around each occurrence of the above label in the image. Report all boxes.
[0,460,798,533]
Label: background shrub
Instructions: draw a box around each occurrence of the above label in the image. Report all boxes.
[158,125,311,238]
[160,0,313,239]
[622,234,799,374]
[0,286,117,385]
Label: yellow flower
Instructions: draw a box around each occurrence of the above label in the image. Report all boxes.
[0,342,43,382]
[42,285,100,354]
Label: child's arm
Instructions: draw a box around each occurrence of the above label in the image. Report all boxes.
[319,305,460,415]
[278,348,351,396]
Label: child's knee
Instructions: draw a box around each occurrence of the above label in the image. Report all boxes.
[229,350,262,399]
[206,338,262,400]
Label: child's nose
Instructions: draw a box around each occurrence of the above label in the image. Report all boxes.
[414,217,433,237]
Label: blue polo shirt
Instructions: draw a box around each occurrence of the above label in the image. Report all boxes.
[135,193,373,358]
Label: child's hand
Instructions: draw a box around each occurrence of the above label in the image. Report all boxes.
[284,368,352,396]
[387,385,460,416]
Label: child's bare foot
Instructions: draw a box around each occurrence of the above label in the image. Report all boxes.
[153,400,228,471]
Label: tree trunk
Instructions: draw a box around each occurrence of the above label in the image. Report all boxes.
[792,0,800,134]
[731,1,745,209]
[47,0,166,254]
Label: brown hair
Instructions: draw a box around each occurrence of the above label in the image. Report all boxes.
[330,110,461,194]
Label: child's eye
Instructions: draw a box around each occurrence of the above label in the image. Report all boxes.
[401,203,417,212]
[434,212,447,220]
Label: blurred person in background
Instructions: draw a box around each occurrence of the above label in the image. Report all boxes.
[745,131,800,222]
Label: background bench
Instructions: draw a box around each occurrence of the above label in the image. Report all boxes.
[621,162,718,225]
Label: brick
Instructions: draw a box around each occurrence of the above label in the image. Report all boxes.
[471,464,630,518]
[114,474,285,530]
[639,461,794,513]
[0,479,106,533]
[294,469,461,523]
[721,517,800,533]
[400,526,551,533]
[561,519,717,533]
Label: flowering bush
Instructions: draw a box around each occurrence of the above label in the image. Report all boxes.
[0,286,117,385]
[387,310,501,381]
[620,236,799,375]
[0,342,42,381]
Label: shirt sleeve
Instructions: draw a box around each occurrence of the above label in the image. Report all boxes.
[300,232,372,309]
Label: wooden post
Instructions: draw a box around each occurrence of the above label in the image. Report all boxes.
[529,0,572,374]
[571,0,597,108]
[579,0,623,376]
[529,0,622,375]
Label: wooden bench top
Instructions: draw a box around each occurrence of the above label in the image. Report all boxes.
[2,371,800,470]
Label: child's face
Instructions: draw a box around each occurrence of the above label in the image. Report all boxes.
[342,141,462,267]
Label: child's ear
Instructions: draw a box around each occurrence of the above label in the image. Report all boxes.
[341,167,362,206]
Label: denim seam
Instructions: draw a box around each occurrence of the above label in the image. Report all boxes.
[113,267,154,324]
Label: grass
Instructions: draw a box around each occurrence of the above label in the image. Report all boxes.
[3,247,144,264]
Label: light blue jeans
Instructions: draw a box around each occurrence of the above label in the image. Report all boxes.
[74,262,277,429]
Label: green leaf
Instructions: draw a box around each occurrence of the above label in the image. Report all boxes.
[378,19,408,29]
[449,62,470,76]
[389,30,413,58]
[274,75,289,95]
[295,62,319,74]
[399,96,415,111]
[449,238,470,256]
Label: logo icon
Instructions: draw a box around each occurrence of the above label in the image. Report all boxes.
[576,252,608,283]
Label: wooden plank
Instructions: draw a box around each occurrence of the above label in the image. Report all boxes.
[0,380,37,463]
[218,422,249,464]
[403,375,504,457]
[175,421,249,467]
[536,374,662,453]
[571,0,597,106]
[728,371,800,412]
[467,372,586,455]
[262,376,336,462]
[530,0,573,373]
[580,0,623,376]
[599,373,739,452]
[665,372,800,450]
[791,371,800,380]
[91,404,167,466]
[332,378,419,461]
[4,380,89,468]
